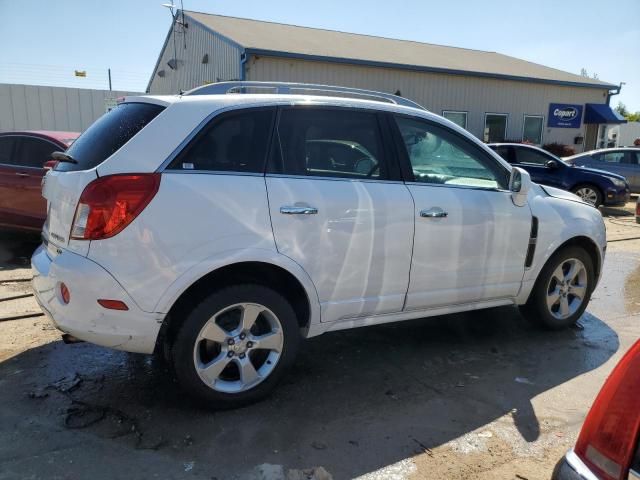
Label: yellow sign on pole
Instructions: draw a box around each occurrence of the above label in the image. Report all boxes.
[74,70,87,77]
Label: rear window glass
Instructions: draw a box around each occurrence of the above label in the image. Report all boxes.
[56,102,164,172]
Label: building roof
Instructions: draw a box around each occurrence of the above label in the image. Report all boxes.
[183,10,616,89]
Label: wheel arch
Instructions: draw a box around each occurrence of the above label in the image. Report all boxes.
[154,255,321,355]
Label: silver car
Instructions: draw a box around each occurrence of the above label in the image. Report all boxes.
[565,148,640,192]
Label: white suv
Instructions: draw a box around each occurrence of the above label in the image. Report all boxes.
[32,82,606,408]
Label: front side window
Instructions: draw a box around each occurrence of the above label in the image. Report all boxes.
[270,107,387,179]
[490,145,515,163]
[442,111,468,129]
[17,138,58,168]
[168,108,274,173]
[523,115,544,144]
[0,137,16,165]
[515,147,552,165]
[59,102,165,172]
[395,115,508,190]
[484,114,508,143]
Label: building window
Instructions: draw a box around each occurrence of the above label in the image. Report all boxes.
[523,115,544,145]
[442,111,468,130]
[484,114,508,142]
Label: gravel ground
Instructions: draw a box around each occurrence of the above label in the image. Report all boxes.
[0,199,638,480]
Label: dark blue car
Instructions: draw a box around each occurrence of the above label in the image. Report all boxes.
[488,143,630,207]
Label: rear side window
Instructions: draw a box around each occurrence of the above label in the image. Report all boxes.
[56,102,164,172]
[17,138,58,168]
[269,107,388,179]
[0,137,16,164]
[167,108,274,173]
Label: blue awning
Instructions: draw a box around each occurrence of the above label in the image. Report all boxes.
[584,103,627,124]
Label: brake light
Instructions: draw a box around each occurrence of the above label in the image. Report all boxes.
[97,299,129,310]
[71,174,160,240]
[574,340,640,480]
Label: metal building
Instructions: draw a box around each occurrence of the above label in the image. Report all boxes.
[0,84,140,132]
[148,10,626,151]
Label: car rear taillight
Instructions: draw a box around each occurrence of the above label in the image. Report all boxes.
[574,340,640,480]
[70,174,160,240]
[635,202,640,218]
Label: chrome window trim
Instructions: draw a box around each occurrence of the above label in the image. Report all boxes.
[404,180,511,194]
[265,173,404,185]
[162,170,264,178]
[0,162,44,171]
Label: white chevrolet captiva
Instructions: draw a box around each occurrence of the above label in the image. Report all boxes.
[33,82,606,408]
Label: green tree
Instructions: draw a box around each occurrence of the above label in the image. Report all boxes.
[615,102,629,117]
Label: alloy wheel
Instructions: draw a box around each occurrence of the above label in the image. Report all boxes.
[574,187,599,206]
[546,258,588,320]
[192,302,284,393]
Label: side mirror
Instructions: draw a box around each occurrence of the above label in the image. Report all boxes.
[43,160,58,171]
[509,167,532,207]
[545,159,559,169]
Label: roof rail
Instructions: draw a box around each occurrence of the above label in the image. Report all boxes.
[183,81,425,110]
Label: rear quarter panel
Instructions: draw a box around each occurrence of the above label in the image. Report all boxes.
[86,173,279,314]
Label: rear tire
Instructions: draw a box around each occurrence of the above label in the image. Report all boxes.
[171,284,300,409]
[520,246,595,330]
[571,184,603,207]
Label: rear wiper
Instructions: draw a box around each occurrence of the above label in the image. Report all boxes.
[51,151,78,164]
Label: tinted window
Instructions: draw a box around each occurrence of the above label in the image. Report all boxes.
[396,116,508,189]
[515,147,552,165]
[490,145,514,163]
[270,108,386,179]
[168,108,274,173]
[58,102,164,172]
[595,151,626,164]
[0,137,16,164]
[17,138,58,168]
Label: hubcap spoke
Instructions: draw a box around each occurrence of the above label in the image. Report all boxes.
[237,357,260,385]
[570,284,587,300]
[251,330,283,352]
[564,261,578,283]
[241,304,263,332]
[547,288,561,310]
[551,265,565,283]
[200,355,231,383]
[559,296,570,317]
[200,321,228,343]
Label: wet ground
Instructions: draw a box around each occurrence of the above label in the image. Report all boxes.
[0,201,639,480]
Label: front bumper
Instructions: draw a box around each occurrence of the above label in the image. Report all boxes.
[603,186,630,206]
[31,244,162,354]
[552,450,598,480]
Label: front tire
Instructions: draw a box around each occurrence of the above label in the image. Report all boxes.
[520,246,595,330]
[571,184,603,207]
[171,284,300,409]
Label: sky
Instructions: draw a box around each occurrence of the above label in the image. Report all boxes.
[1,0,639,111]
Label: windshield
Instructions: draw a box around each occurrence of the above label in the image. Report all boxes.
[55,102,164,172]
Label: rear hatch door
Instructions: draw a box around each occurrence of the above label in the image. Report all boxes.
[42,101,166,257]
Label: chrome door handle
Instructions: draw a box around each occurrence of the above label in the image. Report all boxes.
[15,172,30,178]
[280,205,318,215]
[420,208,448,218]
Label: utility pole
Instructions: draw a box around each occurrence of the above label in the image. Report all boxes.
[108,68,112,91]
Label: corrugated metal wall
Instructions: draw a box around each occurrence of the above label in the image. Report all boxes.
[0,84,139,132]
[147,17,242,94]
[246,56,606,150]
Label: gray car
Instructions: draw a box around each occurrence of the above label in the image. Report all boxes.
[565,147,640,192]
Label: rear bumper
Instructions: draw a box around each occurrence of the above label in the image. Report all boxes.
[552,450,598,480]
[31,244,162,354]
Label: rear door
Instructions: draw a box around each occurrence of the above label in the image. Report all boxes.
[591,151,634,187]
[623,150,640,190]
[0,136,19,228]
[392,114,531,309]
[265,106,414,323]
[43,102,165,256]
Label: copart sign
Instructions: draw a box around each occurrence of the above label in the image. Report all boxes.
[548,103,583,128]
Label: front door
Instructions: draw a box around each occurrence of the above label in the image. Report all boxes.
[266,107,414,323]
[511,145,565,189]
[392,114,531,310]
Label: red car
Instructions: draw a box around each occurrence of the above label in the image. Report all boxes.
[0,131,79,232]
[553,340,640,480]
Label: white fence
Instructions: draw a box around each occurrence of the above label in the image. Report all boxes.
[0,83,142,133]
